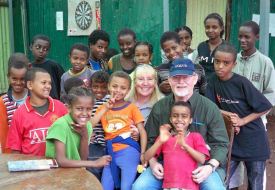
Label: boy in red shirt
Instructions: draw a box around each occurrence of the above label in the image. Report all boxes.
[6,68,67,156]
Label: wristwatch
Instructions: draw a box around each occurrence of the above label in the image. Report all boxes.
[205,162,216,172]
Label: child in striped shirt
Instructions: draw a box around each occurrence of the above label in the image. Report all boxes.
[87,70,110,180]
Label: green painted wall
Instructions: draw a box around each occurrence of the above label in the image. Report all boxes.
[13,0,187,69]
[229,0,275,65]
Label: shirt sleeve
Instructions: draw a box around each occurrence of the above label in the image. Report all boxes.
[263,58,275,105]
[192,133,210,160]
[131,104,144,124]
[0,97,9,153]
[6,110,23,151]
[145,106,161,149]
[46,119,67,144]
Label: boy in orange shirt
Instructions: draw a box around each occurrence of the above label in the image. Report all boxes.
[92,71,147,190]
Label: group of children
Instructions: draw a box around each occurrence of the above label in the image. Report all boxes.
[0,11,274,190]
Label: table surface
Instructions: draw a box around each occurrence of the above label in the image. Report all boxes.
[0,154,102,190]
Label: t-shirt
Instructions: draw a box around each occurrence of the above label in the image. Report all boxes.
[0,97,10,153]
[88,58,108,71]
[96,102,144,151]
[197,40,225,80]
[234,50,275,106]
[206,73,272,161]
[145,93,228,179]
[60,67,95,96]
[46,114,93,160]
[6,97,67,156]
[108,53,136,74]
[156,132,210,189]
[32,59,64,99]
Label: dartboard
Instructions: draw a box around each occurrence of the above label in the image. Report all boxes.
[75,1,93,30]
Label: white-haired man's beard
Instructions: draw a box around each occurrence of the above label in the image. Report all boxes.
[173,87,190,97]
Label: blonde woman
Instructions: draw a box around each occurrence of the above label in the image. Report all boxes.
[126,64,164,123]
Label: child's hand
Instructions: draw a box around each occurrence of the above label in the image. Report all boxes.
[159,124,171,143]
[176,133,186,148]
[130,125,140,141]
[229,113,245,127]
[234,126,240,135]
[104,96,116,110]
[71,122,88,137]
[140,154,147,166]
[94,155,112,168]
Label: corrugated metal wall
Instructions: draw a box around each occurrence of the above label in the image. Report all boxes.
[0,3,11,93]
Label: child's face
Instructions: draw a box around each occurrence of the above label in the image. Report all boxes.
[90,40,109,60]
[214,51,236,81]
[238,26,257,52]
[27,72,52,99]
[162,39,183,61]
[70,49,88,73]
[31,39,50,62]
[69,96,93,126]
[204,18,223,40]
[8,67,27,93]
[118,34,136,57]
[134,45,152,65]
[108,76,130,102]
[91,81,108,100]
[178,30,192,51]
[135,73,155,98]
[170,105,192,133]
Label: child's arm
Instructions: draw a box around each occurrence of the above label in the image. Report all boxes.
[91,98,115,126]
[177,134,206,164]
[71,123,89,160]
[229,109,271,127]
[136,122,147,164]
[54,140,111,168]
[144,124,171,162]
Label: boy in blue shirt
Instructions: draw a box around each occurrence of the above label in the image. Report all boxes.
[88,29,110,71]
[206,43,272,190]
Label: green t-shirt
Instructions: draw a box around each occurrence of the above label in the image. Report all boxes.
[46,114,92,160]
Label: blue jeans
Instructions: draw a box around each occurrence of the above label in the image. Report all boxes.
[87,143,106,180]
[132,166,225,190]
[101,146,140,190]
[229,160,266,190]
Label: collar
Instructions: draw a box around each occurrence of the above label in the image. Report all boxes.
[240,50,258,61]
[24,96,55,113]
[169,91,199,107]
[68,66,87,76]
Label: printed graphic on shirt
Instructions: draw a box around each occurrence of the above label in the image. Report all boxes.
[106,118,126,133]
[252,72,261,82]
[217,94,239,104]
[50,114,59,123]
[30,127,49,144]
[200,56,214,64]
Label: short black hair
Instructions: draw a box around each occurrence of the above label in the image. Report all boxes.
[69,43,90,58]
[204,13,224,37]
[215,42,237,62]
[31,34,51,47]
[134,41,153,55]
[88,29,110,46]
[8,53,29,75]
[109,71,131,89]
[90,71,109,85]
[160,31,180,49]
[171,101,192,117]
[64,77,85,94]
[117,28,136,40]
[67,86,94,106]
[25,67,49,82]
[241,21,260,35]
[175,26,193,38]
